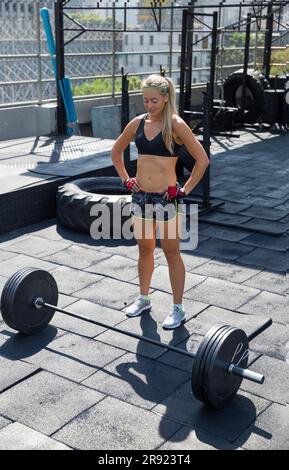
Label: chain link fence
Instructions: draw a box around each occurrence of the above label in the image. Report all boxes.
[0,0,288,106]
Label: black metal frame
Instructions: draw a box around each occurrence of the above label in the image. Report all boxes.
[53,0,289,213]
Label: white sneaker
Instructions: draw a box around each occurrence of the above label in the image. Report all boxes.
[162,305,186,329]
[125,296,151,317]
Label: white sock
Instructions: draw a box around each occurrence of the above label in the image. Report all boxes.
[140,294,150,301]
[174,303,184,312]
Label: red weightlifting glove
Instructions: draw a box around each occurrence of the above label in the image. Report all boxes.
[167,184,186,201]
[123,177,137,192]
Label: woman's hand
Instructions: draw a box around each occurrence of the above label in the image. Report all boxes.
[123,177,142,193]
[163,183,186,201]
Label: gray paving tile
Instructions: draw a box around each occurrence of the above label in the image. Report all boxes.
[240,355,289,405]
[191,259,260,283]
[44,245,111,270]
[0,326,67,360]
[0,234,30,249]
[85,254,139,281]
[199,212,252,226]
[233,196,286,208]
[0,370,104,435]
[194,238,254,261]
[209,191,252,204]
[0,254,60,278]
[0,251,17,262]
[275,200,289,211]
[156,251,213,270]
[51,299,126,337]
[243,271,289,294]
[83,352,190,410]
[249,322,289,361]
[29,222,74,242]
[240,233,289,252]
[239,206,288,221]
[4,236,71,257]
[52,395,182,450]
[23,346,99,383]
[238,291,288,324]
[148,290,208,319]
[95,308,198,360]
[32,222,103,246]
[0,275,7,292]
[197,225,249,242]
[130,265,205,293]
[241,219,289,236]
[0,423,71,450]
[217,201,252,214]
[234,403,289,450]
[184,278,259,310]
[153,381,270,442]
[0,416,11,431]
[159,427,237,450]
[264,188,289,199]
[237,248,289,272]
[74,277,141,309]
[22,332,126,382]
[194,305,271,337]
[279,213,289,224]
[0,356,39,392]
[98,242,140,260]
[50,266,103,295]
[57,293,79,309]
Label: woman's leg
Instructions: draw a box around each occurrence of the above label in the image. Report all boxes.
[158,216,185,304]
[132,216,156,295]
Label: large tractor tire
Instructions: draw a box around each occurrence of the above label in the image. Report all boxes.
[223,69,269,124]
[56,177,132,236]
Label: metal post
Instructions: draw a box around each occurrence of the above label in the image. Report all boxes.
[179,9,188,119]
[202,82,212,210]
[112,5,116,98]
[168,1,174,77]
[209,11,219,113]
[184,7,194,114]
[36,3,43,105]
[55,0,66,134]
[263,2,274,80]
[121,69,130,165]
[240,13,252,125]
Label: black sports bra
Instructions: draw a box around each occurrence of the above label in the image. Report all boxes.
[135,114,181,157]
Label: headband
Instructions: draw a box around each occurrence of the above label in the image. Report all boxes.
[142,82,169,95]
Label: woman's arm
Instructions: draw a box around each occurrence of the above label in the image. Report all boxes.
[111,117,140,184]
[173,115,210,195]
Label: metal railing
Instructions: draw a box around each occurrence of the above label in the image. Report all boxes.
[0,1,288,107]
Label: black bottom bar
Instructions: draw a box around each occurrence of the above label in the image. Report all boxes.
[42,301,196,359]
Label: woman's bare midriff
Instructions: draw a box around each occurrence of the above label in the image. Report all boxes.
[136,154,178,192]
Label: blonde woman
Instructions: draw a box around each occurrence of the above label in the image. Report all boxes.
[111,74,209,329]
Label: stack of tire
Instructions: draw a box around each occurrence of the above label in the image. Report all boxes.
[223,68,270,124]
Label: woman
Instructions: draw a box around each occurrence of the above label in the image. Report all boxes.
[111,74,209,329]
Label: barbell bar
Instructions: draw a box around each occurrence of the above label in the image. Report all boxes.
[0,267,272,409]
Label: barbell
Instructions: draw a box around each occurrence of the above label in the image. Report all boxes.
[0,267,272,409]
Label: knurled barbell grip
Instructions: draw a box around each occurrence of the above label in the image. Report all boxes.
[35,298,265,385]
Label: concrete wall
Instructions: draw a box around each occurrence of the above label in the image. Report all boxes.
[0,84,207,141]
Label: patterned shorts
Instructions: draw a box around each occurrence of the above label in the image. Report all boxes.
[130,191,183,222]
